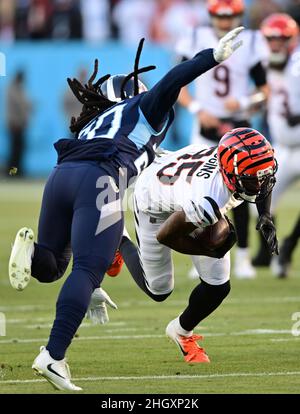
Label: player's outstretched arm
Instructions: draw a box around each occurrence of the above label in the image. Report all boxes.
[140,27,244,131]
[213,26,244,63]
[255,192,279,256]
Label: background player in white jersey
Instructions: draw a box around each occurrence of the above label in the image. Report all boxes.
[253,13,300,274]
[119,128,278,363]
[175,0,270,279]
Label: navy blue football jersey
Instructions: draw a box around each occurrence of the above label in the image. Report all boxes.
[54,94,174,182]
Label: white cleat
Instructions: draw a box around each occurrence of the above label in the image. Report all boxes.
[32,346,82,391]
[233,248,256,279]
[9,227,35,291]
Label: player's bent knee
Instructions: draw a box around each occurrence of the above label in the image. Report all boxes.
[72,255,110,288]
[149,291,172,302]
[147,274,174,297]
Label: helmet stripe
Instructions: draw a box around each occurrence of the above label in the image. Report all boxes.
[241,157,274,173]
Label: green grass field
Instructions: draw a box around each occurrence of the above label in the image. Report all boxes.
[0,179,300,394]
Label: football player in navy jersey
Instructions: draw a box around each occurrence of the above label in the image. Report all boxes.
[8,29,244,391]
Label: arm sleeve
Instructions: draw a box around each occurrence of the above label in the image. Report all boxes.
[140,48,218,131]
[249,61,267,87]
[183,196,222,228]
[256,192,272,216]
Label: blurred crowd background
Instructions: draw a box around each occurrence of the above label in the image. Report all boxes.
[0,0,299,176]
[0,0,299,45]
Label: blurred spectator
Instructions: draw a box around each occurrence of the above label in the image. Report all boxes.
[80,0,110,42]
[5,70,32,176]
[63,67,87,133]
[14,0,30,40]
[52,0,82,39]
[248,0,282,29]
[113,0,156,44]
[0,0,16,42]
[27,0,52,39]
[150,0,208,48]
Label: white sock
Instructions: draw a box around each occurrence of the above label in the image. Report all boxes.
[235,247,250,259]
[175,316,193,337]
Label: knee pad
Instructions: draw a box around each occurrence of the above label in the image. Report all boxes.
[145,268,174,297]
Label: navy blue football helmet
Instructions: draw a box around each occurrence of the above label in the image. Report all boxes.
[100,75,147,103]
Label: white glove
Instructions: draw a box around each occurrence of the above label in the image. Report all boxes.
[213,26,244,63]
[86,287,118,325]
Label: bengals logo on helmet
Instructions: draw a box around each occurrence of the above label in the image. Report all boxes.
[217,128,277,202]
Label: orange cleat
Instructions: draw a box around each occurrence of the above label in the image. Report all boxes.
[106,250,124,277]
[166,319,210,363]
[175,334,210,363]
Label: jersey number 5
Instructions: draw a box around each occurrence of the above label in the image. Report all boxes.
[157,148,215,186]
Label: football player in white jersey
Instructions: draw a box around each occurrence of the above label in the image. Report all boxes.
[175,0,270,279]
[253,13,300,275]
[119,128,278,363]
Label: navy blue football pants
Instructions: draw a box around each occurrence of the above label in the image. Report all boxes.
[31,161,123,360]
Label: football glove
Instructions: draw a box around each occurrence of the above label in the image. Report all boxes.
[213,26,244,63]
[256,213,279,256]
[86,287,118,325]
[214,216,237,259]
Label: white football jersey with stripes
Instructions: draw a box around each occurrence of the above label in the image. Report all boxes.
[134,145,243,228]
[267,46,300,148]
[175,27,268,120]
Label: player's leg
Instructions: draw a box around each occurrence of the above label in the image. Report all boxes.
[166,253,230,363]
[32,165,123,391]
[278,215,300,276]
[272,214,300,278]
[120,197,174,302]
[44,167,123,363]
[9,168,72,291]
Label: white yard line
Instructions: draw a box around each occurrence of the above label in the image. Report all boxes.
[0,329,296,345]
[1,371,300,385]
[2,296,300,313]
[270,338,300,342]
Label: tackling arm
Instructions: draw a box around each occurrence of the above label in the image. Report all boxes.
[140,27,244,131]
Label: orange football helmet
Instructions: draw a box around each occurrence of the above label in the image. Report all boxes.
[261,14,299,67]
[207,0,245,17]
[261,13,299,39]
[218,128,277,202]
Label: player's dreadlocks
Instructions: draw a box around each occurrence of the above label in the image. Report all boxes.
[67,38,156,135]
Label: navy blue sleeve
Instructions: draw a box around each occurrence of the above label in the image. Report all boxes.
[140,48,218,132]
